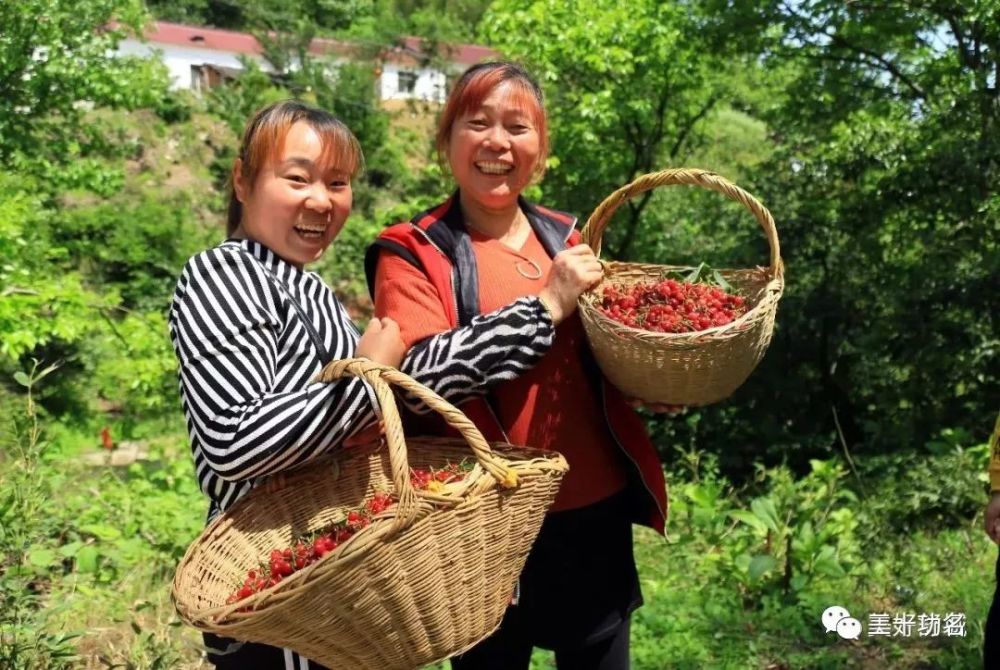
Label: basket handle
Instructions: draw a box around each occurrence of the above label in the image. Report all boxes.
[580,168,782,277]
[315,358,519,524]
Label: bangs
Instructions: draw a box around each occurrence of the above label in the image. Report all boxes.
[241,102,364,182]
[436,62,548,165]
[306,121,364,177]
[454,73,543,127]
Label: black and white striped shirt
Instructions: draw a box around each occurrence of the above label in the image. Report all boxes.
[169,239,556,517]
[398,296,556,414]
[168,239,380,516]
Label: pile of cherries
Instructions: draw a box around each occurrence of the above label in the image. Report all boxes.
[598,278,747,333]
[226,461,473,607]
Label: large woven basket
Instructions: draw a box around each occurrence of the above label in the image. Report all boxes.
[578,168,785,407]
[172,359,568,669]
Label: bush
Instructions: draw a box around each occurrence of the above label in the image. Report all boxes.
[856,428,990,538]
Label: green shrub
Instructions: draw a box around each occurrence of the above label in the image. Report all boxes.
[857,428,990,539]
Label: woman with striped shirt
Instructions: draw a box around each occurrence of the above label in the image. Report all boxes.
[170,100,563,669]
[168,101,407,669]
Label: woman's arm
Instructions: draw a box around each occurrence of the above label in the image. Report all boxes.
[374,251,554,413]
[169,247,379,481]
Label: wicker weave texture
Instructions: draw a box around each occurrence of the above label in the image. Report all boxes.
[578,168,785,406]
[172,359,568,669]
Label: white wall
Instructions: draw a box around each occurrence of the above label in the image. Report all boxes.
[117,38,457,102]
[116,38,272,90]
[379,62,447,102]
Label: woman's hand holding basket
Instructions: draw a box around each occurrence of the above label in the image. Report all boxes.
[355,316,406,367]
[538,244,604,325]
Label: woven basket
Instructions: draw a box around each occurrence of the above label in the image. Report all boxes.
[172,358,568,669]
[578,168,785,407]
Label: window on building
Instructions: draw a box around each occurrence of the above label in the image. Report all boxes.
[191,64,208,92]
[191,64,242,93]
[397,70,418,95]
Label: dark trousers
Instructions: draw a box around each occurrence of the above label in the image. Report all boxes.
[202,632,330,669]
[450,617,631,670]
[451,490,641,670]
[986,549,1000,668]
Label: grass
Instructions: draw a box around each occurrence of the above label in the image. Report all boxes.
[1,419,994,669]
[626,523,989,669]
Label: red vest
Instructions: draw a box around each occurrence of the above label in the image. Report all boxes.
[365,194,668,534]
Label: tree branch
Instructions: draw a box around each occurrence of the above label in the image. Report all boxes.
[942,14,976,71]
[781,0,927,100]
[1,287,40,297]
[828,34,927,100]
[973,22,983,71]
[607,121,648,259]
[617,190,654,260]
[668,94,719,160]
[610,89,669,259]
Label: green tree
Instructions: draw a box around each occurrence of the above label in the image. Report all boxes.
[143,0,242,27]
[0,173,115,363]
[334,0,490,43]
[679,0,1000,465]
[0,0,165,162]
[482,0,726,258]
[145,0,374,32]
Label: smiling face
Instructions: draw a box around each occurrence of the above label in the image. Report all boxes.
[234,121,353,267]
[446,81,542,214]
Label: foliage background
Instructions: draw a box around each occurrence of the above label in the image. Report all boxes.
[0,0,997,667]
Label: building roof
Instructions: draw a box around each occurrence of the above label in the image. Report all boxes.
[142,21,265,55]
[395,36,499,66]
[138,21,497,66]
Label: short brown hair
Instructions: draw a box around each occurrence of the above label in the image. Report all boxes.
[436,62,549,178]
[227,100,363,235]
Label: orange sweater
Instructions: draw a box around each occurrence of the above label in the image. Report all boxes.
[375,227,628,511]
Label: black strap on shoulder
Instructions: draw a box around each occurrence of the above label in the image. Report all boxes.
[520,196,577,259]
[236,248,333,366]
[438,196,480,327]
[364,238,425,301]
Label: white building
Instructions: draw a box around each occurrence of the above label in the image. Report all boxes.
[116,22,274,92]
[377,36,496,105]
[116,21,497,104]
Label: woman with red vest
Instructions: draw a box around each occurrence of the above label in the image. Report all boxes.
[367,62,668,669]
